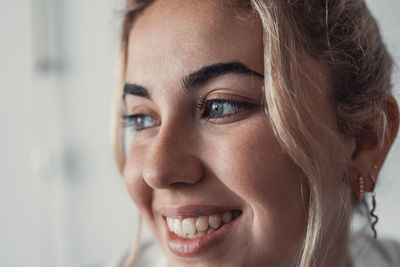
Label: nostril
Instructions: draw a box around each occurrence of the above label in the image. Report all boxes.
[142,161,204,189]
[141,133,205,188]
[169,181,196,188]
[172,181,187,186]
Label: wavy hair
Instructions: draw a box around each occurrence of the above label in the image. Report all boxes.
[112,1,394,266]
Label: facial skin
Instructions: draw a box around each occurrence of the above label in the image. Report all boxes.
[121,0,371,266]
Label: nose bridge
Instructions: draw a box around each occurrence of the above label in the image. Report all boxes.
[142,120,203,189]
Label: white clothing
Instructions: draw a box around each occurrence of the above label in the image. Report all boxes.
[350,235,400,267]
[106,236,400,267]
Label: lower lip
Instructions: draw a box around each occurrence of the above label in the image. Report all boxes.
[165,215,241,257]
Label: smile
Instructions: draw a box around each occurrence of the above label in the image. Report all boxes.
[159,206,243,257]
[165,210,242,239]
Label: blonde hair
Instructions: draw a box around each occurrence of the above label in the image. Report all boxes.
[112,0,394,266]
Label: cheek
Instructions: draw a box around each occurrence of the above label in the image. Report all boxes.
[123,147,153,216]
[206,118,308,241]
[211,119,306,205]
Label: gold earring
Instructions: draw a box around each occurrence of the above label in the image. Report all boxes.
[358,176,364,201]
[370,165,378,185]
[370,192,378,239]
[369,165,379,239]
[369,173,377,185]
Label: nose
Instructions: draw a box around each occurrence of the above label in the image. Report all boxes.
[142,123,204,189]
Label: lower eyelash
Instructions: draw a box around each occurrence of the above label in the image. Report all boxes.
[120,113,133,127]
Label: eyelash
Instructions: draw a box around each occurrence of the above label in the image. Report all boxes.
[121,99,255,132]
[196,99,254,120]
[121,113,158,132]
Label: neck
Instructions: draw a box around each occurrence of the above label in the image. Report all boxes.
[315,208,351,267]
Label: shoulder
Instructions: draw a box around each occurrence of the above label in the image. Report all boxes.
[350,235,400,267]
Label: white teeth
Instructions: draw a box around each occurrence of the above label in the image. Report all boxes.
[209,214,222,229]
[207,228,216,234]
[196,231,206,237]
[166,217,173,229]
[182,218,196,234]
[166,211,239,239]
[196,216,209,232]
[186,233,196,239]
[173,218,183,236]
[222,211,232,224]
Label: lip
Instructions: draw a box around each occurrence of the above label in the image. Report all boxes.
[158,204,241,218]
[159,205,242,257]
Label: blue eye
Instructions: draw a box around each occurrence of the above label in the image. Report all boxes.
[201,99,254,119]
[122,99,254,133]
[122,114,158,132]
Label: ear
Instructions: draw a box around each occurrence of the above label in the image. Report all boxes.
[347,93,399,199]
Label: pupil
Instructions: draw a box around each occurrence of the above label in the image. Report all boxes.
[211,102,223,117]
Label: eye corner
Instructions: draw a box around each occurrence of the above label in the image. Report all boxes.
[122,112,160,133]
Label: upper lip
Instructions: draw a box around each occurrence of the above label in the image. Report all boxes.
[157,204,242,218]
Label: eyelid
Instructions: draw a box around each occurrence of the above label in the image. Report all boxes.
[203,90,259,104]
[125,102,160,119]
[122,113,160,133]
[197,90,260,110]
[196,99,256,124]
[121,102,161,131]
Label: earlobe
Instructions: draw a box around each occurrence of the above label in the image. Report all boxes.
[346,93,400,198]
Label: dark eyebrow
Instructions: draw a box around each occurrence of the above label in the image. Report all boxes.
[182,62,264,93]
[123,62,264,99]
[123,83,150,99]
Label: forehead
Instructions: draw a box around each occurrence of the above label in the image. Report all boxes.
[126,0,264,85]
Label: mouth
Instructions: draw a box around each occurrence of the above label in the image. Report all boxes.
[160,207,243,257]
[165,210,242,238]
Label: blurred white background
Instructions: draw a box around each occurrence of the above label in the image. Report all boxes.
[0,0,399,266]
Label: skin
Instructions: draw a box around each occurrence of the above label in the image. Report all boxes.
[121,0,400,266]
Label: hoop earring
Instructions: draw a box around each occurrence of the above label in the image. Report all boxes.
[358,176,364,201]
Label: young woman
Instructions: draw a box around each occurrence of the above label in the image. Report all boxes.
[111,0,400,266]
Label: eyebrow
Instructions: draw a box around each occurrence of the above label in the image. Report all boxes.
[123,61,264,99]
[123,83,149,99]
[182,61,264,92]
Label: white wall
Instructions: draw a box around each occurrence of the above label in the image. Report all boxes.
[0,1,399,266]
[1,0,135,266]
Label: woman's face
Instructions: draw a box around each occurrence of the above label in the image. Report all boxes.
[123,0,341,266]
